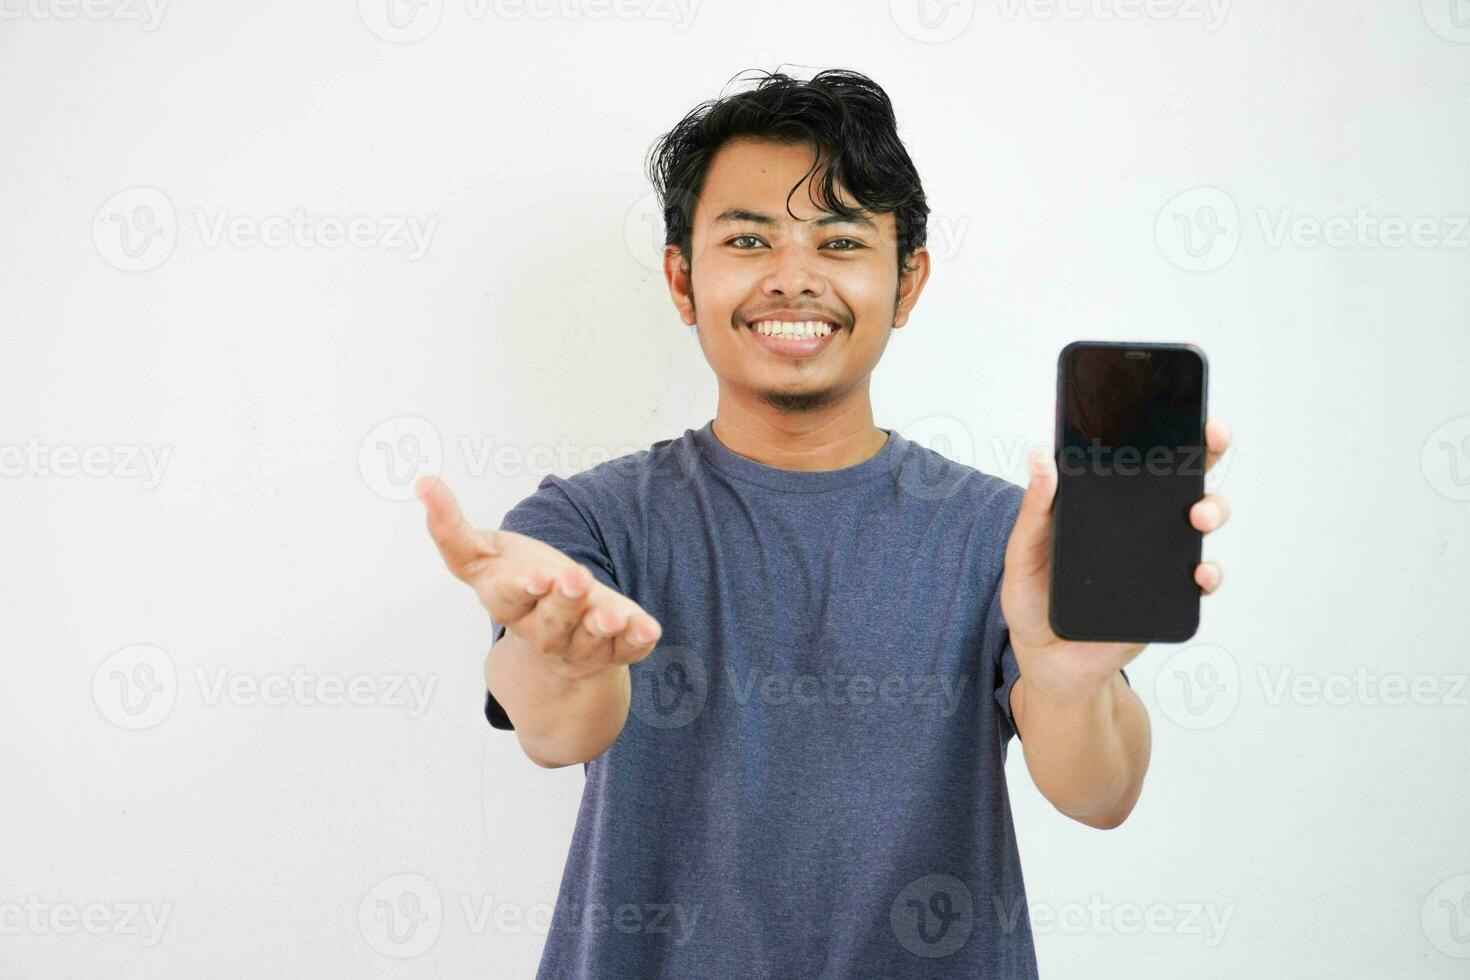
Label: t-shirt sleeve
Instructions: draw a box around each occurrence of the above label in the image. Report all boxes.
[992,636,1133,744]
[484,474,622,731]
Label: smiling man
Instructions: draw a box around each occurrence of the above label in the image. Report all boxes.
[418,68,1231,979]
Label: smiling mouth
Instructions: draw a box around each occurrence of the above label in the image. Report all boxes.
[743,319,844,358]
[744,318,843,339]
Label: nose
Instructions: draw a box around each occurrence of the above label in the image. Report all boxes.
[760,239,826,298]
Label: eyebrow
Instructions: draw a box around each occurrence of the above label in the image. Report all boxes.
[711,207,878,233]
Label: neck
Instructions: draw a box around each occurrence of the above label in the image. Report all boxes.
[709,401,888,472]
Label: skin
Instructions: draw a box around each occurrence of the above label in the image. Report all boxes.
[420,137,1234,830]
[663,136,929,470]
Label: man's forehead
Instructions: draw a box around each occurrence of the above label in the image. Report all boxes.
[704,206,880,234]
[693,138,887,227]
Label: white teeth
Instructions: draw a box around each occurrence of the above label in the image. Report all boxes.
[752,320,833,339]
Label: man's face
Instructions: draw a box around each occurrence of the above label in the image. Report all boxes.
[664,137,929,416]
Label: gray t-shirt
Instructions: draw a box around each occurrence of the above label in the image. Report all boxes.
[485,420,1071,978]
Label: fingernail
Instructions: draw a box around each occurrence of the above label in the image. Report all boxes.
[558,575,585,598]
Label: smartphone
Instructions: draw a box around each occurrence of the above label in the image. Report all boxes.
[1049,341,1209,643]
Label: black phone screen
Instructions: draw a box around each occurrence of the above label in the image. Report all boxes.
[1050,342,1208,643]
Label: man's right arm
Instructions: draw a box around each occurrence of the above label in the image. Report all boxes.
[487,622,634,769]
[414,474,662,768]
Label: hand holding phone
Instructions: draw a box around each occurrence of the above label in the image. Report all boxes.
[999,341,1231,701]
[1050,341,1212,643]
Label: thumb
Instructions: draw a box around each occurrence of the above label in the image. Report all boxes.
[1005,448,1057,579]
[416,475,501,575]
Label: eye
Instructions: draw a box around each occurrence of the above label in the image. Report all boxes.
[724,234,866,251]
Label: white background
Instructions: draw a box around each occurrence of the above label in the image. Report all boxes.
[2,0,1469,976]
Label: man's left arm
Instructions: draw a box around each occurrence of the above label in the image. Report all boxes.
[997,419,1233,830]
[1009,667,1151,829]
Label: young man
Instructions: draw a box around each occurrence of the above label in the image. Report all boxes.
[419,68,1232,979]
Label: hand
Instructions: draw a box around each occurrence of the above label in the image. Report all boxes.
[1000,420,1233,701]
[416,475,663,681]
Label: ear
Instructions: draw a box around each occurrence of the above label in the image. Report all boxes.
[664,245,696,327]
[892,246,931,329]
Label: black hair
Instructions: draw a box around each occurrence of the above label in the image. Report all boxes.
[644,67,930,282]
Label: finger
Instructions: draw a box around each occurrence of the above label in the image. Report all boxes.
[610,612,663,664]
[1004,449,1057,579]
[566,593,662,665]
[525,563,596,652]
[1195,561,1223,594]
[560,595,632,665]
[476,565,552,626]
[1189,492,1231,533]
[417,475,501,577]
[1204,419,1231,473]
